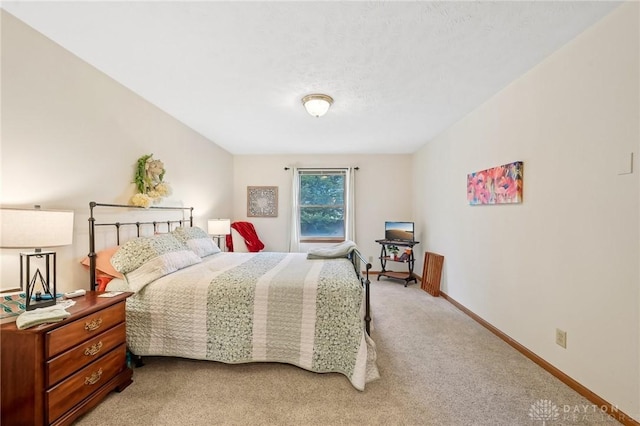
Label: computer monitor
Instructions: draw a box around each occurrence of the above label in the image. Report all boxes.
[384,221,414,242]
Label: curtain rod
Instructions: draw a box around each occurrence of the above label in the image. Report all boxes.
[283,167,359,171]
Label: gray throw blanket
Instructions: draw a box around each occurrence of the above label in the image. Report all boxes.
[16,306,70,329]
[307,240,358,259]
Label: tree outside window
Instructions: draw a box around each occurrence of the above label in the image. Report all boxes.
[299,170,346,241]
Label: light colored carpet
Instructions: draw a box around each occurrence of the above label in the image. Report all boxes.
[75,279,617,425]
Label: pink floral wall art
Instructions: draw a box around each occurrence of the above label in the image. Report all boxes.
[467,161,523,205]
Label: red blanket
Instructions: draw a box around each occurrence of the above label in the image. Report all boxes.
[225,221,265,252]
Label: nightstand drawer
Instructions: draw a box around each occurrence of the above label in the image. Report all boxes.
[46,322,126,387]
[47,344,126,424]
[47,302,125,358]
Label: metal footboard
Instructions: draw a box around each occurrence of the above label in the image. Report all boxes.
[350,249,372,335]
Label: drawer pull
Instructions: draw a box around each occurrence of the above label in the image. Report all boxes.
[85,368,103,386]
[84,341,103,356]
[84,318,103,331]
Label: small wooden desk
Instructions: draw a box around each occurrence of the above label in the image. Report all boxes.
[375,239,420,286]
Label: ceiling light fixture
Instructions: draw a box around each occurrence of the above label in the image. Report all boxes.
[302,94,333,117]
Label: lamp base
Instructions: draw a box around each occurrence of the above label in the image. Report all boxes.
[20,251,57,311]
[26,298,56,311]
[214,235,225,252]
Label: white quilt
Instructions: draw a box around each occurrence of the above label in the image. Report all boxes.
[111,252,379,390]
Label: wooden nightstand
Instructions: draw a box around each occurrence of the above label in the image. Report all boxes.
[1,291,133,426]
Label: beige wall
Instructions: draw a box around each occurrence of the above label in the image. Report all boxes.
[1,11,233,292]
[412,2,639,419]
[232,154,413,263]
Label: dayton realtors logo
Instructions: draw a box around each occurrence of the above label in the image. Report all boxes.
[529,399,619,424]
[529,399,560,425]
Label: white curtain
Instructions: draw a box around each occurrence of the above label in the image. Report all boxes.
[288,167,300,252]
[345,167,356,243]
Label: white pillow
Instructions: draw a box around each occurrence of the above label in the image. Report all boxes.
[110,233,202,292]
[124,251,201,292]
[231,228,249,252]
[172,226,221,257]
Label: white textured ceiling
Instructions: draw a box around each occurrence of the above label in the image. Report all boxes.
[2,1,620,155]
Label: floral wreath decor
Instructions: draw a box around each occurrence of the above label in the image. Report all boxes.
[130,154,171,208]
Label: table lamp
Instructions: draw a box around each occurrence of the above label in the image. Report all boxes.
[0,206,74,310]
[208,219,231,251]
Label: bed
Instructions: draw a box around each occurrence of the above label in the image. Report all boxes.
[87,202,378,390]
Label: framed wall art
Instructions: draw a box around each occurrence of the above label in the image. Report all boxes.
[467,161,523,205]
[247,186,278,217]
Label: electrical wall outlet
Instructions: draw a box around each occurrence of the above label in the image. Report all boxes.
[556,328,567,349]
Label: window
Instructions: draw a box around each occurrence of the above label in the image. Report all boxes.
[298,169,346,242]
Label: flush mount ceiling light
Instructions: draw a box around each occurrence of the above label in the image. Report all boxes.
[301,94,333,117]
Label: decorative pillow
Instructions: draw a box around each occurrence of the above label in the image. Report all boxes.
[80,246,124,279]
[103,277,130,292]
[172,226,221,257]
[96,276,114,292]
[111,234,201,292]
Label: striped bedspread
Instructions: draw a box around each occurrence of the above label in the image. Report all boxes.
[121,252,379,390]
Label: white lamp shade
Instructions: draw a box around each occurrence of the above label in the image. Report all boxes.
[0,208,74,248]
[208,219,231,236]
[302,94,333,117]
